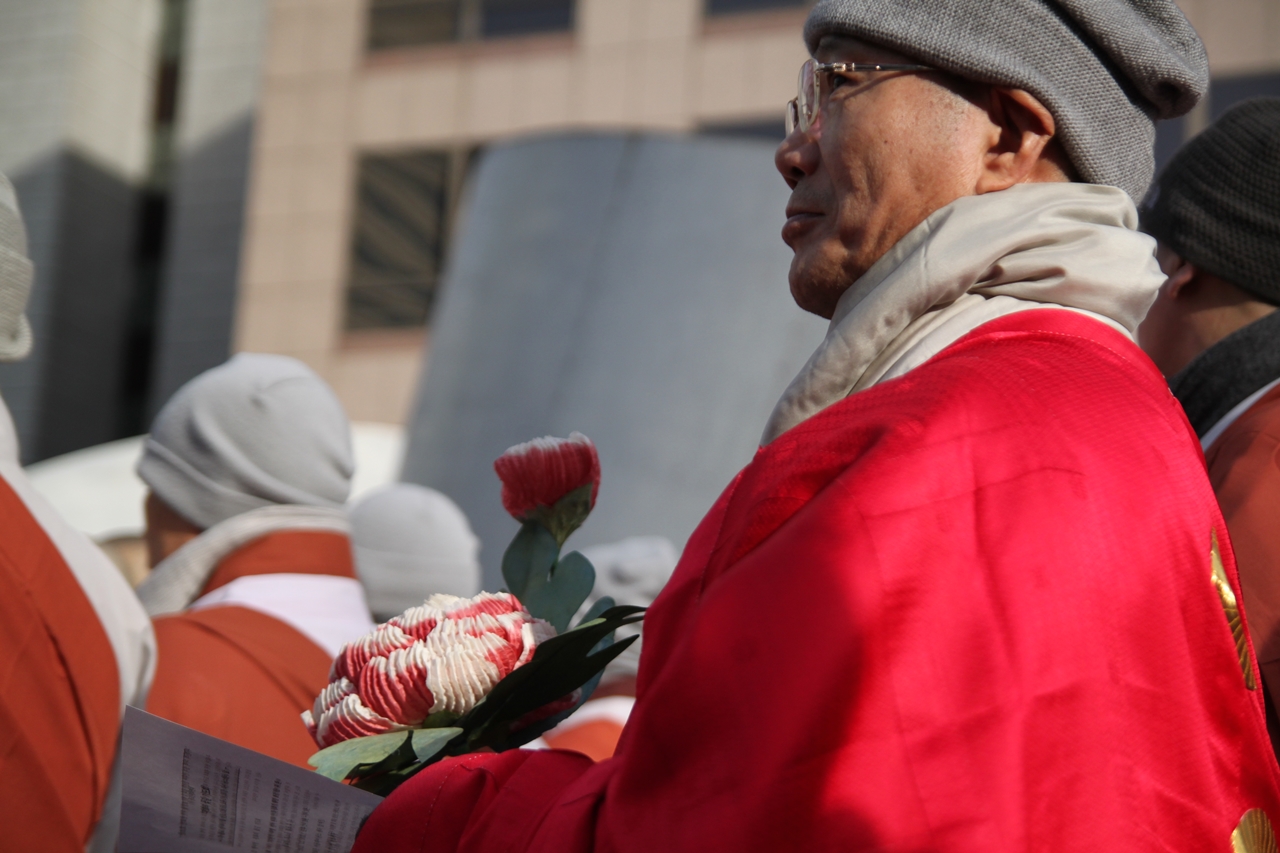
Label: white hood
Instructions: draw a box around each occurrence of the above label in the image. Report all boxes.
[763,182,1164,444]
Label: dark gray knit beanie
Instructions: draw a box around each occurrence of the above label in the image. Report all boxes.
[803,0,1208,202]
[1142,98,1280,305]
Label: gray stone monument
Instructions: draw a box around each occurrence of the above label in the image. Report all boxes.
[402,131,826,587]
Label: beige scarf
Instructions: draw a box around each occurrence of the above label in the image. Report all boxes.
[762,183,1164,444]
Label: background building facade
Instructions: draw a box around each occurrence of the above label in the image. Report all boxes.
[0,0,1277,463]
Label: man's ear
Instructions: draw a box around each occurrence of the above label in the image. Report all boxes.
[1159,256,1197,301]
[973,88,1059,194]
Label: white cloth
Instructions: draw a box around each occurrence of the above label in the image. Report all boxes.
[138,353,354,529]
[763,183,1165,444]
[552,695,636,729]
[349,484,481,621]
[188,574,376,658]
[136,504,351,617]
[0,396,155,853]
[1202,377,1280,452]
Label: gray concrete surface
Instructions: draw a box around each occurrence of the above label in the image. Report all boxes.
[402,131,826,587]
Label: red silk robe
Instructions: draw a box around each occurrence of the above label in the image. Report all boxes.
[147,531,353,766]
[355,310,1280,851]
[0,476,120,851]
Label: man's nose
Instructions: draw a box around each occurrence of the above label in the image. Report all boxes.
[775,128,819,189]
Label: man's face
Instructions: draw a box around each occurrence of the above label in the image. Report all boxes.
[775,37,986,318]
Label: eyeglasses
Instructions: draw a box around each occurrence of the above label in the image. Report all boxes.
[785,58,937,136]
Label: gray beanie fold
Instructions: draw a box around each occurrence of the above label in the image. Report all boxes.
[803,0,1209,202]
[1142,98,1280,305]
[0,175,34,362]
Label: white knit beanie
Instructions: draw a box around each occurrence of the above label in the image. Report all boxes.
[349,483,481,621]
[0,174,34,362]
[138,353,354,529]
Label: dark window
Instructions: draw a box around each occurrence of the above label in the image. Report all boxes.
[367,0,460,50]
[345,149,474,330]
[705,0,808,16]
[367,0,573,50]
[482,0,573,38]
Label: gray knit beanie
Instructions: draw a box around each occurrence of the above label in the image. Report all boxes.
[1142,98,1280,305]
[0,174,34,362]
[138,353,354,529]
[803,0,1209,202]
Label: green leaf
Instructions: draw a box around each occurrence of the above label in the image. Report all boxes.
[520,550,596,632]
[410,727,463,763]
[540,484,596,545]
[476,635,639,750]
[421,710,460,728]
[307,731,413,782]
[502,521,560,602]
[488,635,637,750]
[455,605,645,748]
[574,595,616,630]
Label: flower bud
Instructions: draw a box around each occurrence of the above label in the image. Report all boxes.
[493,432,601,544]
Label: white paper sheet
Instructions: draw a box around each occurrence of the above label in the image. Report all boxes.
[118,707,382,853]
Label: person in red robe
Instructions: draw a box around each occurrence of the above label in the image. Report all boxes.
[0,174,156,852]
[135,353,375,767]
[353,1,1280,849]
[1138,99,1280,756]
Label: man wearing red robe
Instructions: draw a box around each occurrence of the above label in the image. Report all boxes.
[354,0,1280,849]
[0,174,157,851]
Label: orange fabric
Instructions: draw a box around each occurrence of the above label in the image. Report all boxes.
[148,605,332,767]
[1207,384,1280,714]
[542,720,625,762]
[0,476,120,851]
[202,529,355,595]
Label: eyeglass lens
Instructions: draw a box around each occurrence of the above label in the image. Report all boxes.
[785,59,819,135]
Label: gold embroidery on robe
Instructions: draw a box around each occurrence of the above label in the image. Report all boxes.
[1232,808,1277,853]
[1212,530,1257,690]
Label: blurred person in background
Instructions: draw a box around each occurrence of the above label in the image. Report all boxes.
[0,174,156,852]
[1139,97,1280,752]
[135,353,374,766]
[353,0,1280,849]
[350,482,482,623]
[538,536,677,760]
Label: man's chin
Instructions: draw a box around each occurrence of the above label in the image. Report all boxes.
[788,267,843,320]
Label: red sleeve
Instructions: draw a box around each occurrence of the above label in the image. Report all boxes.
[354,750,596,853]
